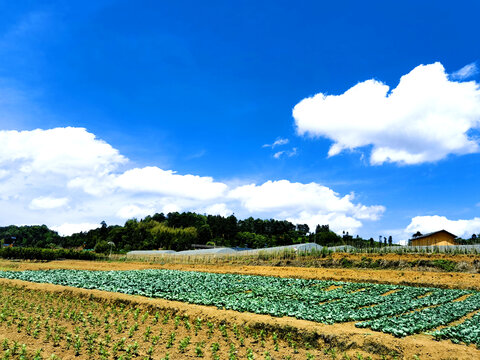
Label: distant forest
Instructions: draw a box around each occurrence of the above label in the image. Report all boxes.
[0,212,479,253]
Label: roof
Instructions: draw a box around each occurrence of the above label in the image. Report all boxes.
[409,229,457,241]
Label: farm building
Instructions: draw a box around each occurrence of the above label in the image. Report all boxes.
[408,230,457,246]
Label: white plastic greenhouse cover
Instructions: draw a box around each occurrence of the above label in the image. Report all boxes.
[126,250,176,257]
[174,248,238,255]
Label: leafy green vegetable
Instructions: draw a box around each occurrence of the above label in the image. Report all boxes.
[0,269,478,345]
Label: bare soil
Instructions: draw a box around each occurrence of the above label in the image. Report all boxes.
[0,259,479,359]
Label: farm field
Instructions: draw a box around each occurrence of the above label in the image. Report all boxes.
[0,280,332,360]
[0,260,478,359]
[123,250,480,274]
[1,268,480,338]
[2,258,479,290]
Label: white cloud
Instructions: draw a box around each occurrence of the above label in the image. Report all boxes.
[67,175,116,196]
[69,167,228,201]
[406,215,480,239]
[114,167,227,200]
[196,203,232,217]
[293,62,480,165]
[52,223,100,236]
[230,180,357,214]
[264,138,297,160]
[229,180,384,233]
[287,212,362,234]
[0,170,9,179]
[273,147,297,159]
[0,127,126,176]
[161,203,181,214]
[117,204,155,219]
[353,204,385,220]
[451,63,478,80]
[0,126,383,236]
[263,138,289,148]
[29,196,68,210]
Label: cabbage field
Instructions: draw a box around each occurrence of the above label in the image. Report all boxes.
[0,269,479,346]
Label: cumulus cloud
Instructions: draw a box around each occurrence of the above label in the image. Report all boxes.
[0,126,384,235]
[161,203,181,214]
[229,180,384,233]
[293,62,480,165]
[67,175,116,196]
[69,167,228,200]
[114,167,227,200]
[288,212,362,235]
[196,203,232,217]
[0,127,126,176]
[52,223,100,236]
[117,204,155,219]
[29,196,68,210]
[406,215,480,239]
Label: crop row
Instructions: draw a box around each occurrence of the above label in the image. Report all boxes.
[430,311,480,346]
[0,269,478,345]
[0,283,338,359]
[356,292,480,338]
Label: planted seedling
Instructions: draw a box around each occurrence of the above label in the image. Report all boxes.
[194,318,202,335]
[178,336,191,353]
[166,333,176,349]
[229,343,237,360]
[207,322,215,338]
[195,341,205,357]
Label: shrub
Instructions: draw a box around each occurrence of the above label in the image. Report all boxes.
[0,247,101,261]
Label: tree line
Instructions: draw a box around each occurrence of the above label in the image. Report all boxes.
[2,212,478,253]
[0,212,376,253]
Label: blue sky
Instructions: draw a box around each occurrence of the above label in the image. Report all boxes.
[0,0,479,241]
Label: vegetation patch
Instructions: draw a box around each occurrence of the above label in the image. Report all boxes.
[0,268,478,346]
[0,282,394,359]
[0,247,101,261]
